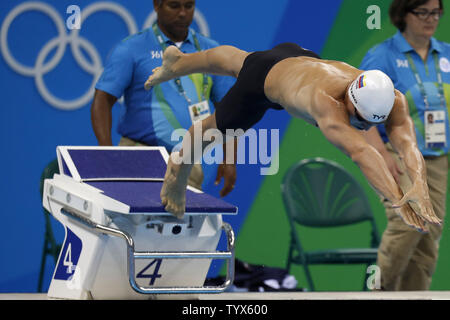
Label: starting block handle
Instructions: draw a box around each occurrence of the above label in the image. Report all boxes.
[60,207,235,294]
[127,223,235,294]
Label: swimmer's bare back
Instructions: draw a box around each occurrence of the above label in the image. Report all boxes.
[263,57,363,122]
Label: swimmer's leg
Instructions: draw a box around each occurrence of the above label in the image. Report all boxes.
[145,45,250,89]
[160,113,227,218]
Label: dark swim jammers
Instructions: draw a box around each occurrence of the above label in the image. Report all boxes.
[214,42,320,134]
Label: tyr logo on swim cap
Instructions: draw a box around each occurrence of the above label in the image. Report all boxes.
[348,70,395,123]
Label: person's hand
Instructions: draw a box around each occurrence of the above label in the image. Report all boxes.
[393,203,428,233]
[214,163,236,197]
[392,179,441,226]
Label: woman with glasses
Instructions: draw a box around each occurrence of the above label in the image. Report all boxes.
[361,0,449,291]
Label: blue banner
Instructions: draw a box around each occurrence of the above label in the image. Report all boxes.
[0,0,341,292]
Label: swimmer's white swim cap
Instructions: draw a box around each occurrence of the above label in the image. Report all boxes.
[348,70,395,123]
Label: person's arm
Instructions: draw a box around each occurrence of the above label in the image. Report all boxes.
[385,90,441,225]
[207,41,238,197]
[315,95,427,230]
[364,127,403,183]
[214,137,237,197]
[90,89,117,146]
[320,119,402,203]
[320,119,428,230]
[91,41,134,146]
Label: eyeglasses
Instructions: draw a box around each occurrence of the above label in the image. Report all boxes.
[410,9,443,21]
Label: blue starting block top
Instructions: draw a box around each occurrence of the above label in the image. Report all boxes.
[56,146,238,215]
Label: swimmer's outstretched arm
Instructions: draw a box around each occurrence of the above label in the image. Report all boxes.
[144,45,250,90]
[364,127,404,184]
[319,119,427,231]
[310,92,429,231]
[384,91,441,225]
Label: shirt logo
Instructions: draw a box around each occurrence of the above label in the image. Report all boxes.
[396,59,409,68]
[151,50,163,59]
[440,57,450,73]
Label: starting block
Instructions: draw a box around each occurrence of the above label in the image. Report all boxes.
[42,146,237,299]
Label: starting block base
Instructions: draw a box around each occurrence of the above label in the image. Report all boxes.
[43,146,237,299]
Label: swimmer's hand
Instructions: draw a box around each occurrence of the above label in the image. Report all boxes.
[393,203,428,233]
[392,179,441,227]
[214,163,236,197]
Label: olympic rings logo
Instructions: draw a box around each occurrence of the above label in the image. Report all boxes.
[0,1,210,110]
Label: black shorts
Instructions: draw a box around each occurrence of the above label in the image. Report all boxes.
[215,42,320,134]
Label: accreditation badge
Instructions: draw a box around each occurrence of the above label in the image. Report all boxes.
[189,100,211,124]
[424,110,447,149]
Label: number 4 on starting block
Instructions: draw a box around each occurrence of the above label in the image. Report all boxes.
[54,228,82,280]
[136,259,163,285]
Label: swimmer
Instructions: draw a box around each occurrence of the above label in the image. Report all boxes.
[145,43,440,232]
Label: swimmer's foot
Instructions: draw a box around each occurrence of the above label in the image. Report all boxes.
[160,153,190,219]
[145,45,184,90]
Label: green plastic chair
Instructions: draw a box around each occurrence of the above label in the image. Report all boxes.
[38,159,62,292]
[281,158,380,291]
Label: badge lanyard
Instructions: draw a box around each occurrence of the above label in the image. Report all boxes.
[406,51,447,148]
[152,23,209,104]
[405,51,446,109]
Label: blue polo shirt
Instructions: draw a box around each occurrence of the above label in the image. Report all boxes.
[360,31,450,156]
[96,26,235,151]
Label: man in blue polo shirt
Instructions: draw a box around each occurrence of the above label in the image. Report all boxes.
[91,0,236,196]
[361,0,449,291]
